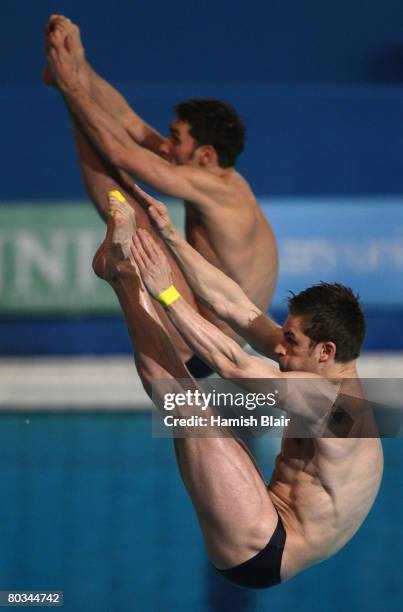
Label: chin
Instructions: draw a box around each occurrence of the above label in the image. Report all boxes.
[282,363,305,373]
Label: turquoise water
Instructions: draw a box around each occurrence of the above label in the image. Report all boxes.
[0,411,401,612]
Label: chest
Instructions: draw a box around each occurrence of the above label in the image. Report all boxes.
[184,206,221,262]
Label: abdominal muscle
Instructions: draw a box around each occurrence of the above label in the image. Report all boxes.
[268,436,383,579]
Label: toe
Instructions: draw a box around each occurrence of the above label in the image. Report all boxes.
[108,189,126,203]
[108,195,121,209]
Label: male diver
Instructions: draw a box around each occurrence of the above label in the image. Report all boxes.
[44,16,278,375]
[93,185,383,588]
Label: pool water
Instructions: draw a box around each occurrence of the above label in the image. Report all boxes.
[0,411,401,612]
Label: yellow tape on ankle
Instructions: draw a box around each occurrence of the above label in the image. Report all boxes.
[108,190,126,203]
[157,285,181,307]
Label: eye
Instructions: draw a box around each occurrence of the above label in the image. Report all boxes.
[170,134,180,145]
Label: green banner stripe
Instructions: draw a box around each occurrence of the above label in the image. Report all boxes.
[0,200,184,315]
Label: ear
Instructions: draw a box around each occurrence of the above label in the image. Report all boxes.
[318,341,337,363]
[197,145,216,167]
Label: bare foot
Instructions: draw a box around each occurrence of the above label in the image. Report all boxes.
[43,16,90,89]
[92,191,138,281]
[92,190,164,323]
[61,17,91,89]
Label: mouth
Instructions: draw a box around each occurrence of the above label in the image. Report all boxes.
[278,359,286,372]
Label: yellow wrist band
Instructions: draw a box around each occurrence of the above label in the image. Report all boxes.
[157,285,181,307]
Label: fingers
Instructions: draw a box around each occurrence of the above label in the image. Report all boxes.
[139,231,159,267]
[131,230,173,298]
[137,229,156,260]
[132,183,156,208]
[132,230,166,269]
[130,239,145,272]
[131,233,150,270]
[131,184,170,233]
[148,205,163,226]
[137,229,167,266]
[132,183,166,213]
[145,232,162,260]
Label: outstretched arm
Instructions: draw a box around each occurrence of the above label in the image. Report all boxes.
[46,26,215,207]
[86,67,165,154]
[132,184,283,360]
[45,15,164,154]
[130,232,339,423]
[131,227,275,378]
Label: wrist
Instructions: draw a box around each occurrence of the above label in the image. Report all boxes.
[156,284,181,308]
[163,224,179,245]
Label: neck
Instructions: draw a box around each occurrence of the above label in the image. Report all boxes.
[202,163,234,178]
[318,360,358,379]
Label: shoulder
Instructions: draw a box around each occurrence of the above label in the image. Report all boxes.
[175,166,255,207]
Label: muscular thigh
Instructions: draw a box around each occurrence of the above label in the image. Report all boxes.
[173,435,279,568]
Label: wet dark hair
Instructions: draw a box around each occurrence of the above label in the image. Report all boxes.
[174,98,245,168]
[288,282,366,362]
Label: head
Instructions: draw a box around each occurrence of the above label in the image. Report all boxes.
[159,98,245,167]
[275,282,366,374]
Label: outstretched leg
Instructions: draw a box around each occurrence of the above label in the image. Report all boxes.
[44,20,198,362]
[93,202,281,571]
[92,192,201,390]
[74,124,196,362]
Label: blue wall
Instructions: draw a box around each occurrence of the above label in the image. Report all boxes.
[1,0,403,198]
[2,0,403,85]
[1,1,402,353]
[2,84,403,199]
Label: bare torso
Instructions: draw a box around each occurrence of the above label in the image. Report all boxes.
[268,379,384,579]
[184,169,278,338]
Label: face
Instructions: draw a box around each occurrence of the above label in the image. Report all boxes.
[159,120,199,165]
[275,315,321,373]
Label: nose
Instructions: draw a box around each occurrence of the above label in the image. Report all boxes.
[274,342,286,357]
[159,138,172,158]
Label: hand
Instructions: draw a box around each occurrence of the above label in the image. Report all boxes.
[132,183,174,240]
[131,229,174,299]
